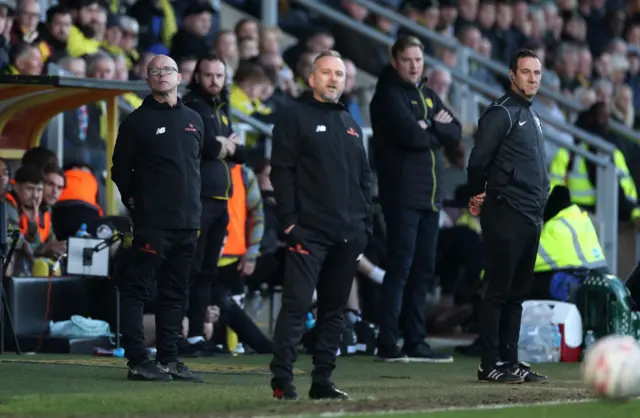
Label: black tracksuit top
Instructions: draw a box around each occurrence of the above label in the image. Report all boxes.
[467,90,550,223]
[111,95,204,230]
[270,92,373,241]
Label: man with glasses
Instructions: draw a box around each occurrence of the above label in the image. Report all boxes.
[112,54,205,383]
[181,53,245,356]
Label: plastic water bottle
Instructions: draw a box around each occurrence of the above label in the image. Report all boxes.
[305,312,316,330]
[584,330,596,349]
[76,223,91,238]
[552,324,562,362]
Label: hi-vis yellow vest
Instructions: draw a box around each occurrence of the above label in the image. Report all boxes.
[534,204,607,273]
[549,145,639,218]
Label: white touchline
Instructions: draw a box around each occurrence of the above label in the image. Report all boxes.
[253,398,616,418]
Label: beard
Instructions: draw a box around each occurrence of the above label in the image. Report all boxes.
[78,23,96,39]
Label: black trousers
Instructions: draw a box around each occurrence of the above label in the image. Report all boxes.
[120,228,198,365]
[270,227,367,386]
[377,205,440,349]
[478,197,541,367]
[186,198,229,338]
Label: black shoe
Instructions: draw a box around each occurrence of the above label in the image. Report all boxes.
[178,340,206,358]
[455,337,482,357]
[272,383,299,400]
[158,361,204,383]
[375,345,410,363]
[402,343,454,363]
[509,362,549,383]
[179,340,231,358]
[309,382,349,400]
[127,360,172,382]
[477,362,524,383]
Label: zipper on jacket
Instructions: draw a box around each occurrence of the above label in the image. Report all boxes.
[220,159,231,199]
[416,86,438,212]
[213,102,232,200]
[214,102,224,128]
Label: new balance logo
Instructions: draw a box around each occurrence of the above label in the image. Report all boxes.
[156,127,166,135]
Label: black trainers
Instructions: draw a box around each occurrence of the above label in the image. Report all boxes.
[272,383,300,400]
[127,360,172,382]
[309,382,349,400]
[375,345,410,363]
[509,362,549,383]
[478,362,524,383]
[179,340,232,358]
[402,343,454,363]
[158,361,204,383]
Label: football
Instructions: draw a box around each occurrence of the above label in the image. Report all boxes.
[581,334,640,400]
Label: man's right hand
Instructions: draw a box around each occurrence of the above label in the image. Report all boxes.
[43,240,67,258]
[418,120,428,129]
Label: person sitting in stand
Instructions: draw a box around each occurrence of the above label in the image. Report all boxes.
[6,165,66,277]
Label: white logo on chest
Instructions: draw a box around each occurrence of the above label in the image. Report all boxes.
[534,117,542,132]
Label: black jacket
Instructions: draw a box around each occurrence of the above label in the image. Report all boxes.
[270,92,372,241]
[111,95,203,230]
[467,91,550,223]
[183,84,246,200]
[369,66,462,211]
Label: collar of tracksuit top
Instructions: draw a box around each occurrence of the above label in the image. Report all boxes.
[298,90,348,110]
[378,65,429,91]
[504,89,534,108]
[142,94,185,109]
[185,83,229,108]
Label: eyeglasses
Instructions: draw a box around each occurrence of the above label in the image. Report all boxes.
[148,66,178,76]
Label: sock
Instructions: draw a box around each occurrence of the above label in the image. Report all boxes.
[187,336,205,344]
[346,311,361,324]
[369,266,386,284]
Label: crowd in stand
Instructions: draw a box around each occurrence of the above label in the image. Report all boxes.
[1,0,640,356]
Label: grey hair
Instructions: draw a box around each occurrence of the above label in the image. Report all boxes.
[425,65,451,81]
[541,3,557,14]
[86,52,114,76]
[592,78,613,94]
[311,50,342,72]
[119,15,139,34]
[58,56,84,70]
[555,42,578,58]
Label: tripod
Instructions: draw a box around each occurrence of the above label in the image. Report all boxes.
[0,201,22,355]
[85,232,125,349]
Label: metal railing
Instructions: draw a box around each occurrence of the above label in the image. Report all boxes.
[353,0,640,146]
[290,0,621,273]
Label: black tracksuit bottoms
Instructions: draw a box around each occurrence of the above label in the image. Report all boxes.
[120,228,198,365]
[186,198,229,338]
[478,196,541,367]
[270,227,367,386]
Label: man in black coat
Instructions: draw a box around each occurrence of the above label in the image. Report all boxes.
[369,35,462,364]
[181,53,245,355]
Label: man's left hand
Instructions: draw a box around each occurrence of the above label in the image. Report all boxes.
[468,192,486,216]
[238,256,256,276]
[434,109,453,124]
